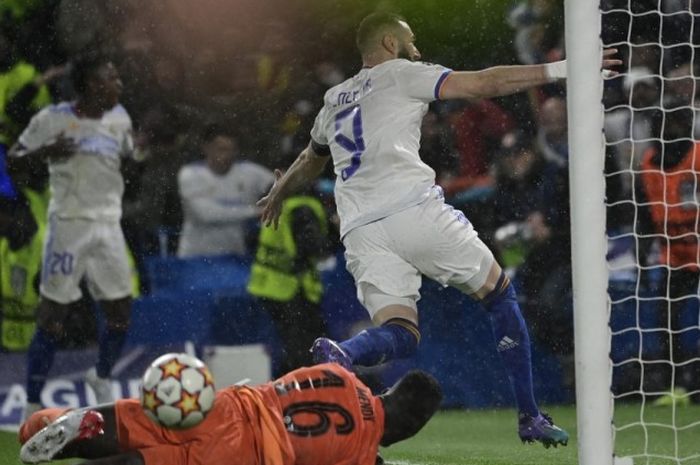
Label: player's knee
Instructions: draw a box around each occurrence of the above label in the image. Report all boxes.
[102,297,132,330]
[383,318,420,357]
[35,300,70,338]
[379,370,442,447]
[481,272,517,312]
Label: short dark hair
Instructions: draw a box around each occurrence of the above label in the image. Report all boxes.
[201,123,234,144]
[356,12,405,55]
[70,53,111,95]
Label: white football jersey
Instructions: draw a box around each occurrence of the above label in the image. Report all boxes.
[177,160,274,257]
[16,102,133,221]
[310,58,452,237]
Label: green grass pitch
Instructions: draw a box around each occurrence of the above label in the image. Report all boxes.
[2,404,699,465]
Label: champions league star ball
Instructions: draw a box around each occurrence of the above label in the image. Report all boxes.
[140,353,216,429]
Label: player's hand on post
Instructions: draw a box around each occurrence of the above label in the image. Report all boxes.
[602,48,623,78]
[257,169,285,229]
[546,48,622,81]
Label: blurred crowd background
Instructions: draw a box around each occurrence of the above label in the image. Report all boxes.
[1,0,699,395]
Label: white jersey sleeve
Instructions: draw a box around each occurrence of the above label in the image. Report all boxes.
[310,105,330,146]
[16,107,61,155]
[119,114,135,159]
[393,61,452,102]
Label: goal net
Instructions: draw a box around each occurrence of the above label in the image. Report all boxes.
[600,1,700,464]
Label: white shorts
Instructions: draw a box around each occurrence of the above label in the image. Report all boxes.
[40,217,132,304]
[343,187,494,317]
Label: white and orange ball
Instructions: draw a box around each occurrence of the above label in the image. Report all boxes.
[140,353,215,429]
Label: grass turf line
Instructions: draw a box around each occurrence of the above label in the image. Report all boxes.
[3,404,700,465]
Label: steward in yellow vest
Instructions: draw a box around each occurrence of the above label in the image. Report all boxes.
[0,186,48,350]
[0,39,55,198]
[0,184,140,352]
[247,194,330,375]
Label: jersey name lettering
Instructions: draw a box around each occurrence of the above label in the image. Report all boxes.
[332,78,372,108]
[356,387,375,421]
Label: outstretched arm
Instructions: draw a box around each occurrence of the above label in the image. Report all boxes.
[258,142,329,228]
[440,49,621,100]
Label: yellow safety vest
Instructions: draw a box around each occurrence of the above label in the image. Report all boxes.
[0,187,48,350]
[128,248,141,299]
[0,0,41,20]
[247,196,327,303]
[0,61,51,145]
[0,188,140,351]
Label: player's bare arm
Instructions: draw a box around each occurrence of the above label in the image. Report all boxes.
[439,49,622,99]
[258,142,328,228]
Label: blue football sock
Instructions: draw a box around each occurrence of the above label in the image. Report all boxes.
[26,329,58,404]
[96,327,128,378]
[339,319,420,366]
[482,274,539,418]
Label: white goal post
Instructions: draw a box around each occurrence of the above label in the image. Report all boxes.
[565,1,613,465]
[567,2,700,464]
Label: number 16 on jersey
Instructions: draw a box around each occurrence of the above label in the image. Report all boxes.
[334,105,365,181]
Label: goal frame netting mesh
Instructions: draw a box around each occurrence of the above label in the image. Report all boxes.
[569,1,700,465]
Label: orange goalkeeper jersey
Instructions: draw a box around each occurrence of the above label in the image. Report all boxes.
[117,363,384,465]
[20,364,384,465]
[260,363,385,465]
[115,382,295,465]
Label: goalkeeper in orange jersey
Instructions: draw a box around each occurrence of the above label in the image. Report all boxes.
[18,363,442,465]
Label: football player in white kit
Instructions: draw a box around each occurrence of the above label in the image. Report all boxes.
[259,13,620,447]
[9,54,136,418]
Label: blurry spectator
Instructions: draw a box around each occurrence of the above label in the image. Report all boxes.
[0,159,48,351]
[0,30,59,198]
[664,62,697,109]
[419,109,458,184]
[507,0,564,66]
[247,184,331,376]
[663,61,700,139]
[442,99,516,196]
[255,20,292,96]
[507,1,565,112]
[492,131,567,270]
[659,1,700,70]
[535,95,568,167]
[314,62,345,90]
[122,105,185,257]
[177,124,273,257]
[55,0,123,56]
[278,99,316,161]
[491,130,573,382]
[605,67,660,173]
[637,105,700,403]
[604,67,661,236]
[9,54,137,417]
